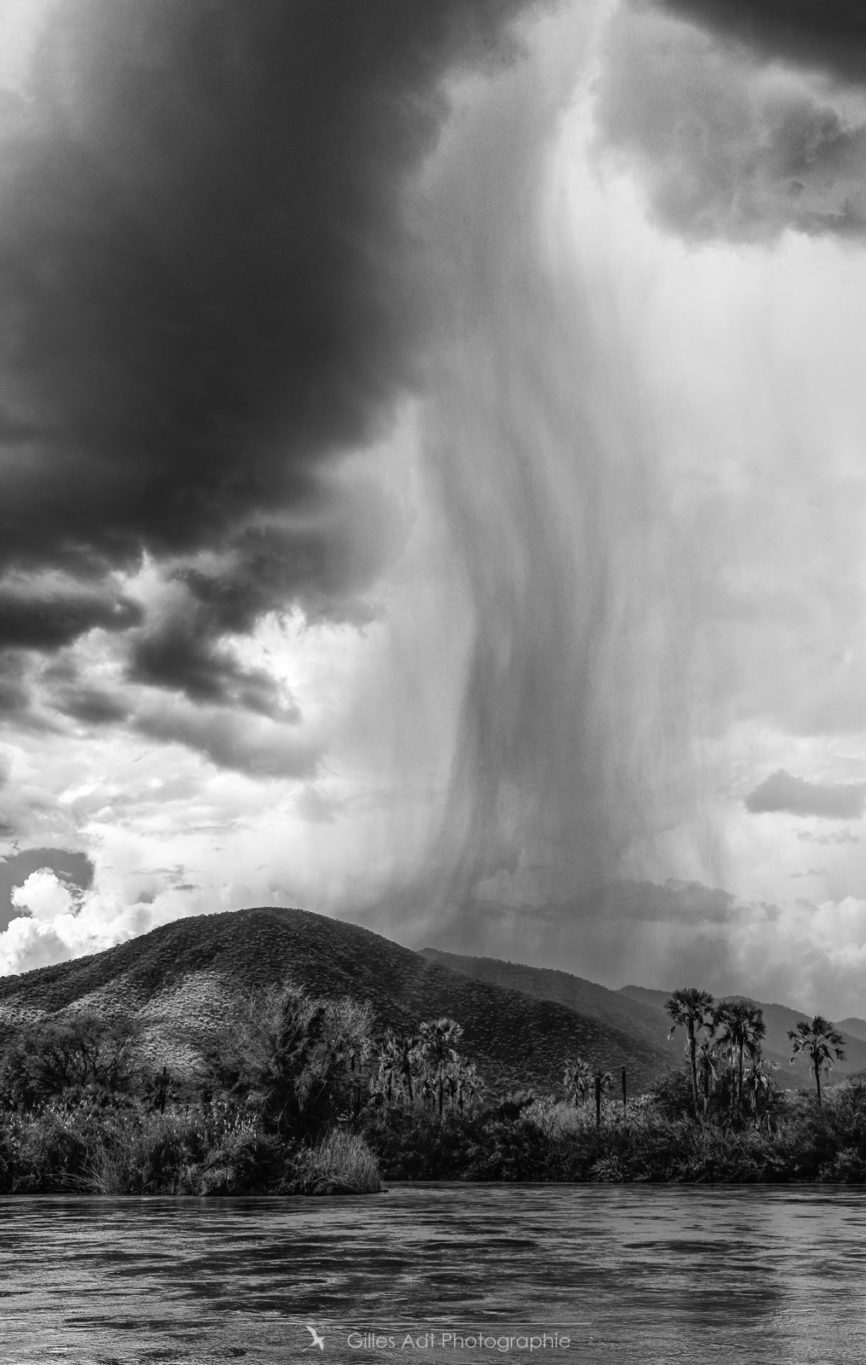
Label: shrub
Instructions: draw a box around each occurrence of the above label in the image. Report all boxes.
[287,1129,381,1195]
[0,1014,141,1110]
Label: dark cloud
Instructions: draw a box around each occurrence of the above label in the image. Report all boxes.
[37,657,129,726]
[0,584,141,650]
[0,0,534,725]
[129,610,297,719]
[127,473,403,721]
[745,769,866,820]
[51,684,129,727]
[0,847,94,932]
[0,407,40,444]
[179,479,402,631]
[598,6,866,243]
[135,700,319,778]
[655,1,866,86]
[0,652,42,720]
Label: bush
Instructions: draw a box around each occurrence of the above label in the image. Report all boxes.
[0,1014,141,1110]
[361,1107,479,1180]
[286,1130,381,1195]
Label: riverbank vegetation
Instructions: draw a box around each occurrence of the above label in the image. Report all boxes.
[0,982,862,1192]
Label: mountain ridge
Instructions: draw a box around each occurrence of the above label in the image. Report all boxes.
[5,906,861,1095]
[0,906,671,1095]
[417,954,866,1083]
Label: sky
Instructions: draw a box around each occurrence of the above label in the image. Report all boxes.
[2,0,866,1017]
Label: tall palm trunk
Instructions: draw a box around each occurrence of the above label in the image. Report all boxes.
[402,1039,414,1106]
[687,1024,699,1120]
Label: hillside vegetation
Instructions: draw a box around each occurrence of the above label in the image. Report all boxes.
[0,909,864,1193]
[0,906,670,1095]
[418,948,866,1085]
[423,948,683,1063]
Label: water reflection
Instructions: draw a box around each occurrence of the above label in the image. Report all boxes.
[0,1185,864,1364]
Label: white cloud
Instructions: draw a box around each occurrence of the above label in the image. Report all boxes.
[0,0,57,96]
[10,868,76,922]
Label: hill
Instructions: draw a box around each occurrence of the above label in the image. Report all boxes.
[0,906,671,1096]
[415,953,866,1088]
[837,1017,866,1044]
[422,948,682,1066]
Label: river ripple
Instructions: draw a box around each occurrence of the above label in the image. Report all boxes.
[0,1184,864,1364]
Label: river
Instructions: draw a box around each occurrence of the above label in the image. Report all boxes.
[0,1183,863,1364]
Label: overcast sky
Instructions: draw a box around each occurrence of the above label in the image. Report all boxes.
[2,0,866,1016]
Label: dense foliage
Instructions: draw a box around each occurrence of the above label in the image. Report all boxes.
[0,981,862,1193]
[362,1082,866,1184]
[0,995,382,1195]
[0,906,669,1099]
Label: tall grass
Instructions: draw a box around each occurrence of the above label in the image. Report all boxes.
[289,1129,381,1194]
[0,1098,286,1195]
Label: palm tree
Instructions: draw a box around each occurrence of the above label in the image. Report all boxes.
[695,1038,720,1117]
[374,1030,402,1108]
[743,1056,776,1129]
[327,997,373,1118]
[713,999,766,1118]
[399,1030,417,1107]
[458,1061,482,1113]
[563,1056,592,1108]
[788,1016,845,1108]
[665,987,715,1119]
[446,1059,482,1114]
[593,1070,613,1128]
[416,1018,464,1119]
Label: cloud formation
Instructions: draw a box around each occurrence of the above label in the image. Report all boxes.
[0,0,535,766]
[656,1,866,87]
[0,581,141,650]
[0,847,93,933]
[597,5,866,242]
[744,769,866,820]
[1,0,866,1010]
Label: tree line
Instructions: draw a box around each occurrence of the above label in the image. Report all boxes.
[0,990,487,1194]
[664,986,846,1123]
[0,980,860,1192]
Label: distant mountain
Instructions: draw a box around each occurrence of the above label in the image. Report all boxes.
[0,906,671,1096]
[619,985,866,1083]
[837,1017,866,1044]
[618,985,670,1012]
[423,948,681,1066]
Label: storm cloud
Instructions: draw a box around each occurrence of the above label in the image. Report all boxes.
[3,0,866,1006]
[656,1,866,87]
[0,0,535,758]
[597,3,866,243]
[745,769,866,820]
[0,582,141,650]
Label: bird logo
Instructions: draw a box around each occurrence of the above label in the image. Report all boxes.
[304,1324,326,1351]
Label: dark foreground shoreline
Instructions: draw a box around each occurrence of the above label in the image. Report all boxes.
[3,1082,866,1195]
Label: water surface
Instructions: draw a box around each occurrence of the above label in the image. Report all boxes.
[0,1184,863,1364]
